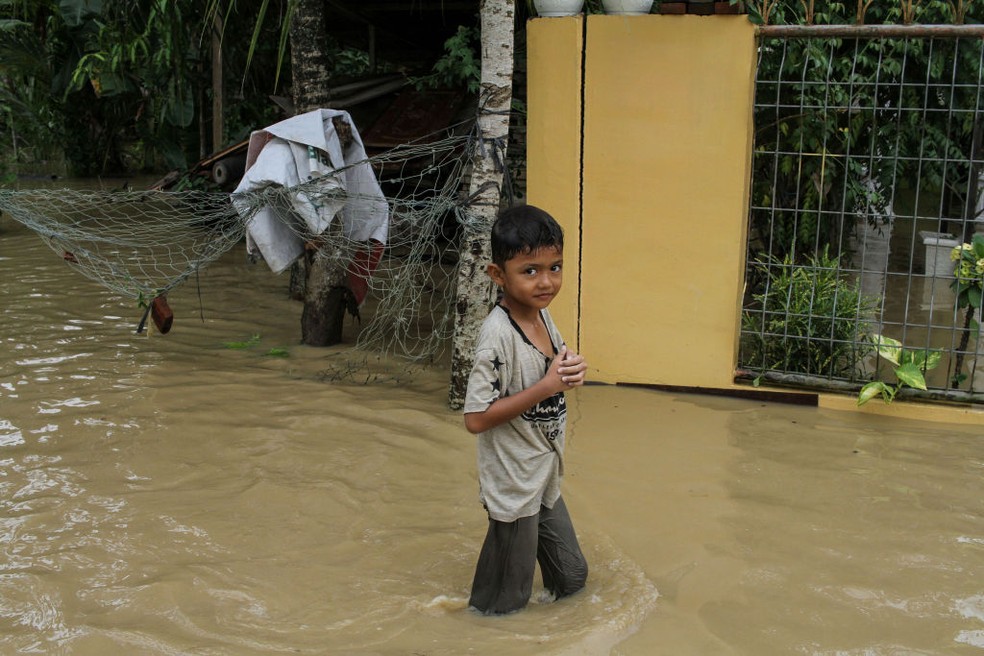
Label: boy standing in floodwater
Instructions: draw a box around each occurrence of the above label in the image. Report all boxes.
[463,204,589,615]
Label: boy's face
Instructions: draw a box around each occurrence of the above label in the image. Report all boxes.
[488,246,563,315]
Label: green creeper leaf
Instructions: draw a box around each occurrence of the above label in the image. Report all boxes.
[922,350,943,371]
[895,362,928,391]
[858,381,890,405]
[909,349,942,371]
[872,334,902,366]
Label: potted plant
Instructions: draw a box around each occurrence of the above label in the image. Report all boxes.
[531,0,586,16]
[601,0,655,13]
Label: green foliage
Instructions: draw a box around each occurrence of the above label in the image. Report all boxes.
[0,13,68,171]
[742,248,877,379]
[413,25,480,94]
[750,0,984,261]
[58,0,103,28]
[857,334,941,404]
[946,234,984,387]
[223,333,261,349]
[949,233,984,311]
[0,1,208,174]
[2,0,399,174]
[171,172,221,192]
[222,333,290,357]
[745,0,971,26]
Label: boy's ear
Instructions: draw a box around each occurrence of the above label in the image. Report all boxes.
[487,263,505,286]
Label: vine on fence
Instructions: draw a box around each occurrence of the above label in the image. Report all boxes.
[857,335,942,405]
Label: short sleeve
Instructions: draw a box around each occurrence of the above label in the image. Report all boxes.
[463,346,510,414]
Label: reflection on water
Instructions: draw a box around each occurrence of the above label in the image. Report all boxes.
[3,198,984,654]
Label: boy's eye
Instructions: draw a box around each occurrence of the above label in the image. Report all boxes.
[524,268,537,275]
[551,264,562,272]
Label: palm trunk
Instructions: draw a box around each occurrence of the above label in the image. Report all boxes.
[448,0,516,409]
[289,0,349,346]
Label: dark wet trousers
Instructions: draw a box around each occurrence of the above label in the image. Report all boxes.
[469,496,588,615]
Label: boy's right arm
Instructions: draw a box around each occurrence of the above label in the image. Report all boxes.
[463,346,587,434]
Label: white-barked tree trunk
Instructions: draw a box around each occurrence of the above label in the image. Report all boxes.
[448,0,516,409]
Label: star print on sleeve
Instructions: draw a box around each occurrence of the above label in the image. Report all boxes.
[490,355,503,394]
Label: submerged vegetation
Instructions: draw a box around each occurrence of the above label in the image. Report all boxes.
[223,333,290,357]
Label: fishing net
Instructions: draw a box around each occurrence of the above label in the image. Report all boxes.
[0,125,490,362]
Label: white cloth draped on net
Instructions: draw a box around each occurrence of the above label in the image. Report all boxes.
[232,109,388,305]
[0,115,476,361]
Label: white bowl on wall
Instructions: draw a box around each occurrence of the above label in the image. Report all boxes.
[533,0,585,16]
[602,0,655,14]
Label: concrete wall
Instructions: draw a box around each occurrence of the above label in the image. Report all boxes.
[527,15,757,387]
[525,14,984,424]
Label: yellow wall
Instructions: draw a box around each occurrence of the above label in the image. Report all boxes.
[526,17,584,350]
[525,15,984,423]
[528,15,757,385]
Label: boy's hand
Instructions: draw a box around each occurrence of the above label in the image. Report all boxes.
[548,346,587,391]
[468,345,587,434]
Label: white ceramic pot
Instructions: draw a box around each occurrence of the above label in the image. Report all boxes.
[533,0,585,17]
[602,0,655,14]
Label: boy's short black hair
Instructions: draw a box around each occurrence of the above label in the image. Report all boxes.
[490,204,564,267]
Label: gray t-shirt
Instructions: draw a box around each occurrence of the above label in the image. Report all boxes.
[463,305,568,522]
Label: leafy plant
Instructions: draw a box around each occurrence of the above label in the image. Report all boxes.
[749,0,984,262]
[950,234,984,311]
[948,233,984,386]
[857,334,941,404]
[413,25,480,94]
[222,334,289,357]
[224,333,261,349]
[742,248,877,379]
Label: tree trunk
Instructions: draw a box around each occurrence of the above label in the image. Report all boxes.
[211,13,224,153]
[289,0,332,111]
[289,0,349,346]
[448,0,516,409]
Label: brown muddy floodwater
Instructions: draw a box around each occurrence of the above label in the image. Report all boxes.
[2,190,984,655]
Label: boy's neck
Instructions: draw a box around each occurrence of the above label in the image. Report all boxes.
[500,298,541,324]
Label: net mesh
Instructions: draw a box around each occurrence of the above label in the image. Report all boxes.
[0,127,485,363]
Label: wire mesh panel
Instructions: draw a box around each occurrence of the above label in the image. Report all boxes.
[740,28,984,403]
[0,125,480,365]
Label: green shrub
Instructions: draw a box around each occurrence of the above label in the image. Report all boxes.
[741,248,877,380]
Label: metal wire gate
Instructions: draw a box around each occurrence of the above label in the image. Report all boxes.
[738,24,984,404]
